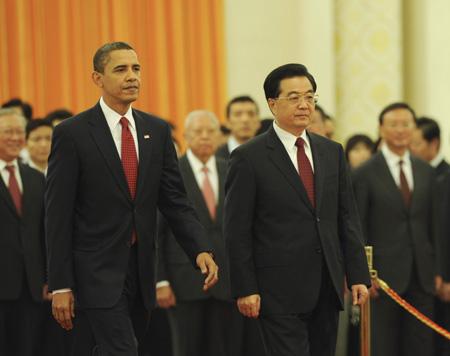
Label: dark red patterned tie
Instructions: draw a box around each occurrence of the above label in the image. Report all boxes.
[120,117,138,244]
[295,137,315,208]
[5,165,22,215]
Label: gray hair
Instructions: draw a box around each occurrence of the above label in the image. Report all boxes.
[0,108,27,128]
[184,110,220,131]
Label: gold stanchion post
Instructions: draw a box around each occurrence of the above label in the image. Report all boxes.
[360,246,376,356]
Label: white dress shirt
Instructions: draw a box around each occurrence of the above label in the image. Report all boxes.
[186,149,219,201]
[227,135,241,155]
[100,97,139,160]
[381,144,414,190]
[272,121,315,173]
[53,98,139,295]
[0,159,23,193]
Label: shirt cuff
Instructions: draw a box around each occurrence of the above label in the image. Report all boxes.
[156,281,170,288]
[52,288,72,295]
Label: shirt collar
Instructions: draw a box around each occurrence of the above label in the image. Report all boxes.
[186,149,216,173]
[0,158,20,172]
[99,97,135,131]
[227,135,241,154]
[381,144,411,166]
[272,121,311,150]
[430,152,445,168]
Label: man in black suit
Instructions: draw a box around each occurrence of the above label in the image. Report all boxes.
[352,103,440,356]
[45,42,218,355]
[0,108,48,355]
[224,63,370,356]
[215,96,260,159]
[157,110,243,356]
[410,116,450,355]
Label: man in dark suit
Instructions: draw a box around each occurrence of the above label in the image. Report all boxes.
[224,63,370,356]
[215,96,261,159]
[45,42,218,355]
[409,116,450,355]
[0,108,48,355]
[352,103,440,356]
[157,110,243,356]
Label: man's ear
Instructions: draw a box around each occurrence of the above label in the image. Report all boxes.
[92,71,103,88]
[267,99,277,116]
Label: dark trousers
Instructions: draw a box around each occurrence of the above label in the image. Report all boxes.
[258,269,340,356]
[371,270,434,356]
[167,298,244,356]
[41,302,74,356]
[0,284,44,356]
[72,246,147,356]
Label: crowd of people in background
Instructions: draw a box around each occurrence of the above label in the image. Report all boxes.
[1,92,450,356]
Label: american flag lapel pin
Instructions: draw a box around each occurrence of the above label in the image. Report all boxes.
[144,134,150,140]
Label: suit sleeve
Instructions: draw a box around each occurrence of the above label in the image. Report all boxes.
[337,146,371,288]
[156,212,169,282]
[157,124,212,267]
[45,124,78,292]
[224,149,259,298]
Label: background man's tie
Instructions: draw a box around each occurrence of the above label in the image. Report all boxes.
[399,160,411,207]
[5,165,22,215]
[201,166,216,219]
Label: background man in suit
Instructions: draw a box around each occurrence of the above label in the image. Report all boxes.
[224,63,370,356]
[25,119,53,174]
[0,108,48,355]
[45,42,218,355]
[410,117,450,355]
[215,95,260,159]
[157,110,243,356]
[352,103,440,356]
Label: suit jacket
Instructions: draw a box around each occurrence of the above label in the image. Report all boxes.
[215,143,230,160]
[0,163,46,302]
[435,159,450,280]
[224,128,370,315]
[352,152,438,294]
[45,103,211,310]
[157,155,231,301]
[435,159,450,181]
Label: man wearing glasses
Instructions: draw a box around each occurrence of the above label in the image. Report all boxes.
[224,63,370,356]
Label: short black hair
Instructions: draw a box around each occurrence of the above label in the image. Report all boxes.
[416,116,440,143]
[225,95,259,118]
[45,109,73,124]
[378,102,416,125]
[314,104,327,122]
[220,124,231,135]
[93,42,134,73]
[26,119,53,139]
[2,98,33,121]
[345,134,375,162]
[263,63,317,100]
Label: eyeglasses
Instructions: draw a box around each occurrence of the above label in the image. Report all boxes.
[275,93,318,106]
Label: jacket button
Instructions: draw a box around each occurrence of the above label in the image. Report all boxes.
[315,248,322,254]
[316,217,320,223]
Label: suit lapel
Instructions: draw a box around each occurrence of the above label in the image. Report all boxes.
[88,104,131,201]
[0,173,18,216]
[266,128,314,213]
[134,110,153,200]
[18,164,33,219]
[309,134,325,212]
[410,157,422,210]
[215,160,226,223]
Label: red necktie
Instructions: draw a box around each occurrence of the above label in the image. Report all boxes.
[399,160,411,207]
[120,117,138,244]
[5,165,22,215]
[201,166,216,219]
[295,137,315,208]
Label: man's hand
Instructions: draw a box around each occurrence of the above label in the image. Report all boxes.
[438,282,450,302]
[42,284,53,302]
[196,252,219,291]
[52,291,75,330]
[156,285,176,309]
[237,294,261,318]
[435,275,443,293]
[368,278,380,298]
[351,284,369,305]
